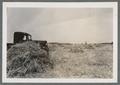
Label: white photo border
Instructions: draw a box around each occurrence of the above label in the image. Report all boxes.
[2,2,118,83]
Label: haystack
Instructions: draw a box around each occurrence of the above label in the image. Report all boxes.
[7,41,53,78]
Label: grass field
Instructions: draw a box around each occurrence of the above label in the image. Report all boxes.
[7,42,113,78]
[26,43,113,78]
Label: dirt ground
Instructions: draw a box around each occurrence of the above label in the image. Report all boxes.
[26,43,113,78]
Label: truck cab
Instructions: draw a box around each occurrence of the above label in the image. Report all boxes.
[7,32,49,52]
[14,32,32,44]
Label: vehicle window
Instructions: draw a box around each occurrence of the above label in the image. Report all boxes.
[29,36,31,40]
[23,36,27,40]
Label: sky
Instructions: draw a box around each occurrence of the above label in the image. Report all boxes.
[7,8,113,43]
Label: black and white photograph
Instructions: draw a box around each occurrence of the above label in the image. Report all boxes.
[2,2,118,83]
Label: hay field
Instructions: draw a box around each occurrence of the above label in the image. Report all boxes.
[43,43,113,78]
[7,42,113,78]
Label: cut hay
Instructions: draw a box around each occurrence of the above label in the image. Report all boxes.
[7,41,53,78]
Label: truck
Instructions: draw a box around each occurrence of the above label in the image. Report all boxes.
[7,32,49,52]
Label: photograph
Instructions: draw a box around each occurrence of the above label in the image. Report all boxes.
[2,2,118,83]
